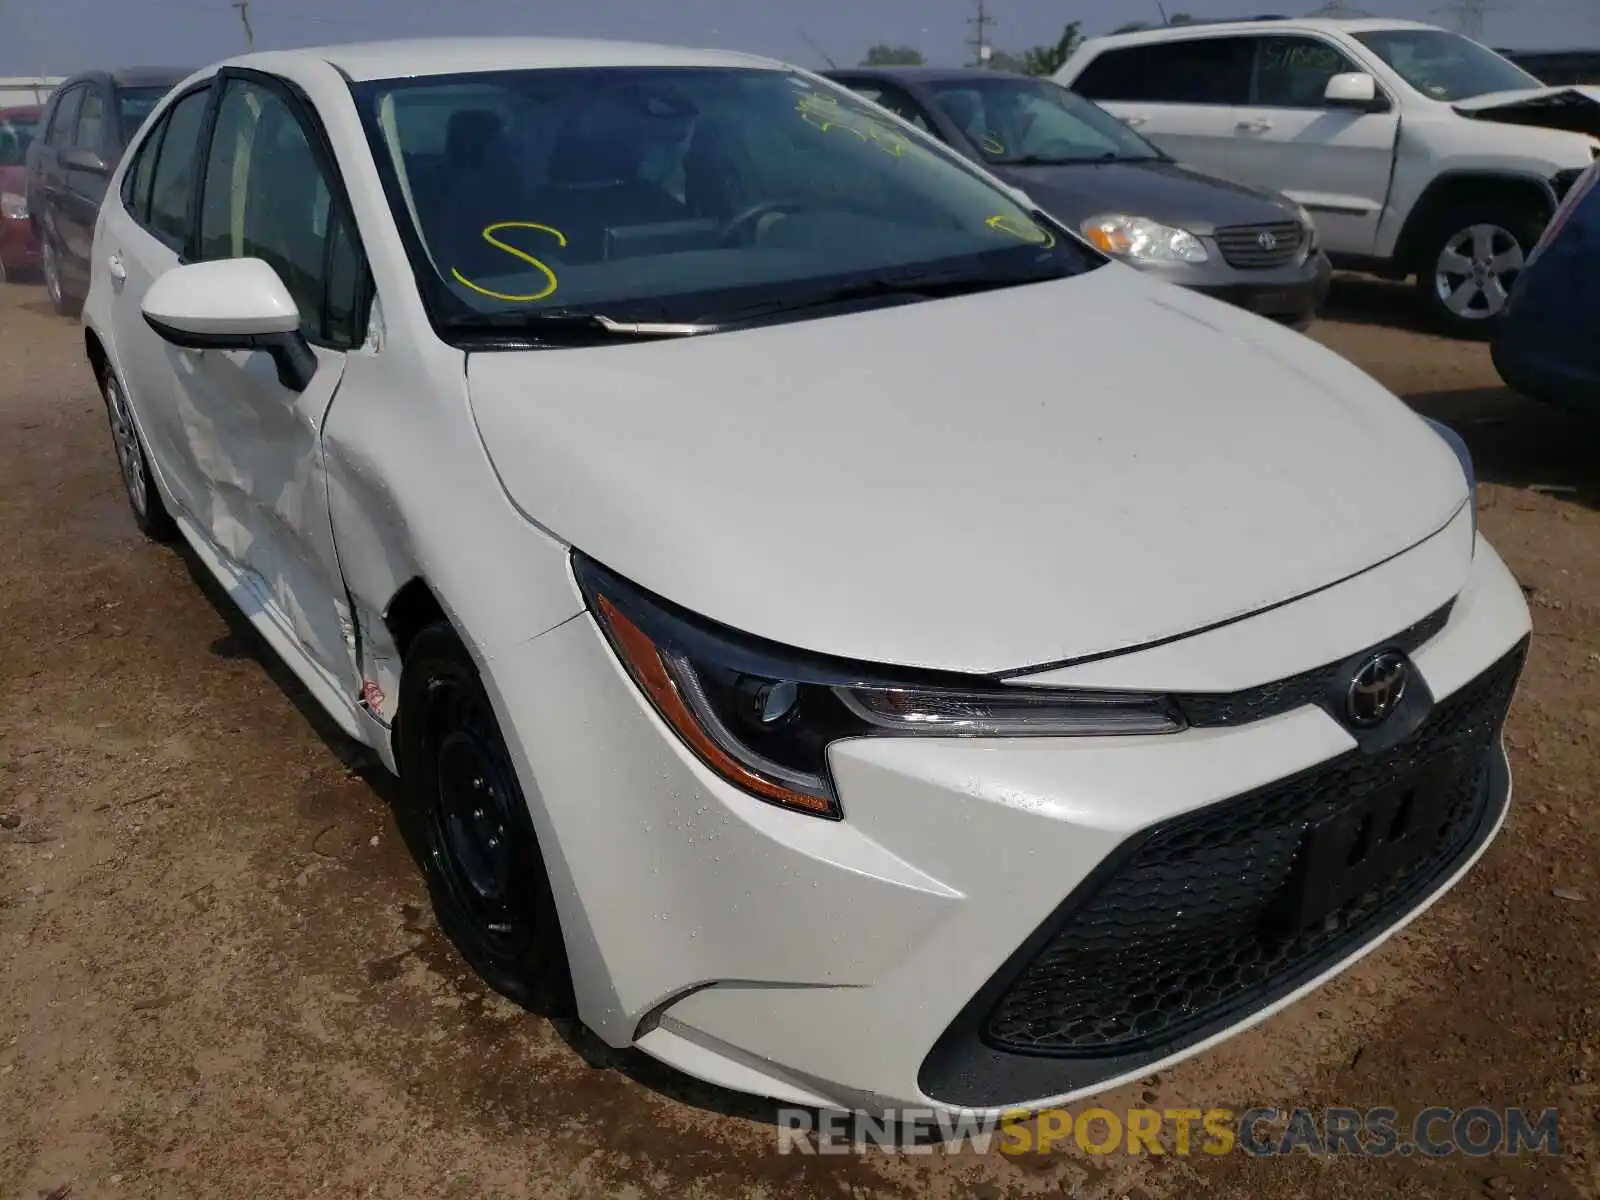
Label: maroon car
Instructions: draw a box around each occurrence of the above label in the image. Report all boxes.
[0,105,42,281]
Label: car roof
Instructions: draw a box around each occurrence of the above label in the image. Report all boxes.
[826,66,1040,86]
[229,37,781,83]
[51,67,193,91]
[1079,17,1440,49]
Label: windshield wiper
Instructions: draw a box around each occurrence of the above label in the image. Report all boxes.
[711,268,1053,325]
[1000,151,1124,167]
[440,309,719,342]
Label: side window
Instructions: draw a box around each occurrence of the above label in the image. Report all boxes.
[146,87,213,251]
[121,117,166,223]
[1253,36,1363,108]
[198,78,365,348]
[849,84,936,134]
[47,87,83,147]
[75,88,106,150]
[1073,39,1254,105]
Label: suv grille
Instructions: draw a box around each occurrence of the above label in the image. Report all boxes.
[982,640,1526,1058]
[1215,221,1306,270]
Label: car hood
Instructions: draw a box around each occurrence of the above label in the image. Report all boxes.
[467,266,1468,675]
[992,159,1296,233]
[1454,85,1600,136]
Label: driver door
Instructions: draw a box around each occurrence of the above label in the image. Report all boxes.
[172,73,369,700]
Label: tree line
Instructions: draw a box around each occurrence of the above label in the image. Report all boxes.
[860,13,1193,75]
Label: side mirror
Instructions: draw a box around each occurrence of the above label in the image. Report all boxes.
[141,258,316,392]
[1324,72,1387,112]
[59,147,109,174]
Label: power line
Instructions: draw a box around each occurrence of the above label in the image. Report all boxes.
[968,0,996,67]
[1434,0,1501,41]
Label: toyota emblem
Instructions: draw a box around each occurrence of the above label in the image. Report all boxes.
[1257,230,1279,251]
[1345,652,1410,728]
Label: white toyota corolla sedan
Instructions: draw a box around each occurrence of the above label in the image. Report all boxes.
[83,37,1530,1116]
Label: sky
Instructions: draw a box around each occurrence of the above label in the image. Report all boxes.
[3,0,1598,78]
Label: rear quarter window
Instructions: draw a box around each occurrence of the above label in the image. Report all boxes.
[1073,38,1254,105]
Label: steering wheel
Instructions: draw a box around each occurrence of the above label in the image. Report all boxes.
[719,201,805,246]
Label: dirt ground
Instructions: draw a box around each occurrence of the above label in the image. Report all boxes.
[2,275,1598,1200]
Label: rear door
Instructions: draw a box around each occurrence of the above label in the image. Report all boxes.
[104,82,216,519]
[1068,37,1254,174]
[34,85,81,256]
[1226,34,1400,255]
[58,83,112,289]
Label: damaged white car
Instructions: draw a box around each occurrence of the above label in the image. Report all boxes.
[1060,19,1600,336]
[84,39,1531,1117]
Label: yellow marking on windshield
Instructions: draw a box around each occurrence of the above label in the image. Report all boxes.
[450,221,568,303]
[986,214,1056,248]
[981,134,1006,155]
[795,91,913,159]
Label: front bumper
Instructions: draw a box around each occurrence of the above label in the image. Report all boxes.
[1139,248,1333,328]
[487,530,1530,1115]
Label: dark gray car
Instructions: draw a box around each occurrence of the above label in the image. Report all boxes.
[24,67,189,316]
[827,66,1332,329]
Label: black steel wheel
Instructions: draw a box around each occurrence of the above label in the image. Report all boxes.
[396,622,573,1015]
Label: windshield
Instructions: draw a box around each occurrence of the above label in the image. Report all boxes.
[927,76,1163,165]
[1354,29,1544,101]
[0,113,38,167]
[116,85,174,144]
[351,66,1099,329]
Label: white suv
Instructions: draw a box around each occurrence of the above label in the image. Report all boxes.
[1058,18,1600,337]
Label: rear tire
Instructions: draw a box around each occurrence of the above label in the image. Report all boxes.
[395,622,575,1017]
[40,234,81,317]
[100,368,176,542]
[1413,201,1545,340]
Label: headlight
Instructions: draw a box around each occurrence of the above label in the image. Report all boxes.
[1295,205,1319,251]
[1081,214,1208,264]
[573,553,1184,819]
[1422,416,1477,548]
[0,192,26,220]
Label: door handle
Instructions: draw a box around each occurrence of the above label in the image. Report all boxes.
[107,254,127,284]
[1122,114,1149,127]
[1236,118,1274,133]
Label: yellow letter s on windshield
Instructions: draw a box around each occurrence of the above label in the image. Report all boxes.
[450,221,567,303]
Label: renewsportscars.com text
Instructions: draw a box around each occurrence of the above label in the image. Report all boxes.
[777,1106,1560,1157]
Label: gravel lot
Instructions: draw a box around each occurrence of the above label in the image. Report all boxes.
[2,276,1599,1200]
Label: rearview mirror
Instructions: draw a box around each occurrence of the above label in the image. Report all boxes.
[141,258,316,392]
[60,147,108,174]
[1324,72,1386,111]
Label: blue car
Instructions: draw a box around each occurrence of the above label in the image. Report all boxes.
[1492,162,1600,417]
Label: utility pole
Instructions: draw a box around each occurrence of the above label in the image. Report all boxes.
[968,0,996,68]
[233,0,255,50]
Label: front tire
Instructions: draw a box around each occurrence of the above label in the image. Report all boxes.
[396,622,574,1016]
[1414,202,1544,339]
[101,369,176,542]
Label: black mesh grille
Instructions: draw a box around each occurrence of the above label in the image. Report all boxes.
[983,640,1526,1058]
[1176,601,1454,729]
[1214,221,1306,269]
